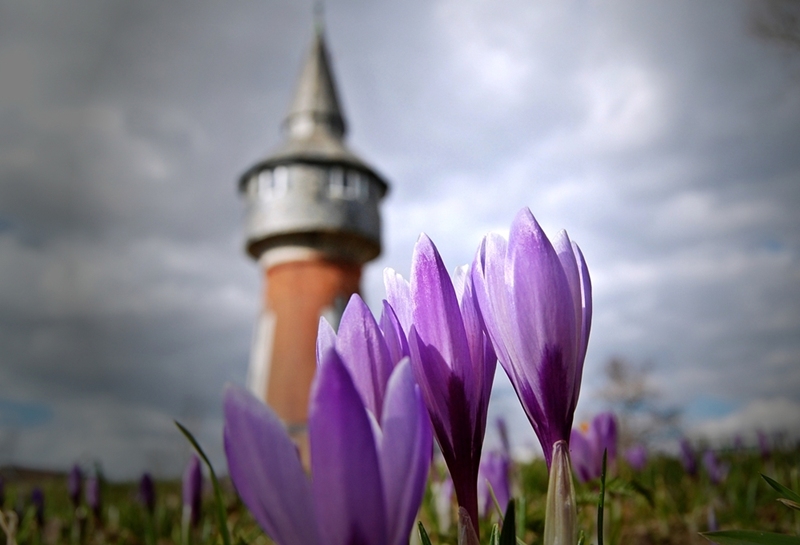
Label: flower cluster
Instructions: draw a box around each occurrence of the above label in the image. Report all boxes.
[223,207,592,544]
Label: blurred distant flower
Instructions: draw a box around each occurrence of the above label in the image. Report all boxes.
[472,208,592,469]
[31,487,44,526]
[680,438,698,476]
[68,464,83,508]
[139,473,156,514]
[384,234,496,533]
[569,413,618,483]
[496,417,511,458]
[757,430,770,460]
[733,434,744,451]
[224,353,431,545]
[477,450,511,518]
[707,503,718,532]
[85,475,102,520]
[702,450,729,485]
[624,444,648,471]
[182,455,203,529]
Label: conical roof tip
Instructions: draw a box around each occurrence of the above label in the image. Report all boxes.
[285,29,346,137]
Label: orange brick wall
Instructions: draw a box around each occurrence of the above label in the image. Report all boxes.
[261,257,362,428]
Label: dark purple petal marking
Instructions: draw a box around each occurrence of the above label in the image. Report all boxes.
[310,351,387,545]
[223,385,319,545]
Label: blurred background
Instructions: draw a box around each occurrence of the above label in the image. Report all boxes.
[1,0,799,480]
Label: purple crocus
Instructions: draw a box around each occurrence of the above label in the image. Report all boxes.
[384,235,496,533]
[68,464,83,508]
[139,473,156,514]
[570,413,619,483]
[31,487,45,526]
[182,455,203,528]
[477,450,511,518]
[85,474,102,520]
[316,294,408,420]
[224,352,431,545]
[757,430,770,460]
[679,438,698,476]
[624,445,648,471]
[472,208,592,469]
[702,450,729,485]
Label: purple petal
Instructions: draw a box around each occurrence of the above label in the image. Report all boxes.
[310,351,387,545]
[384,268,413,333]
[508,210,579,459]
[380,300,410,366]
[334,294,394,418]
[223,385,319,545]
[316,317,337,366]
[379,360,433,545]
[572,242,592,409]
[410,235,473,391]
[589,413,618,467]
[569,428,596,483]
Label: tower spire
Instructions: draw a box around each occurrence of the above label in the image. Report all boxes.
[284,21,346,139]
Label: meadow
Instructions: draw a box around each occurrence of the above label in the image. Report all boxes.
[1,440,797,545]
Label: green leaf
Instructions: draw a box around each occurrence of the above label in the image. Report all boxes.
[597,448,608,545]
[762,475,800,504]
[629,479,655,508]
[499,501,516,545]
[418,521,433,545]
[700,530,800,545]
[578,530,586,545]
[489,524,500,545]
[175,421,233,545]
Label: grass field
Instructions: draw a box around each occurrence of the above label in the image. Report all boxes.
[1,443,798,545]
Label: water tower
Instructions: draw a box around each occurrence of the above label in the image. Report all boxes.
[238,27,388,447]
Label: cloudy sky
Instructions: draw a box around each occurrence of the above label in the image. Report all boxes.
[1,1,799,479]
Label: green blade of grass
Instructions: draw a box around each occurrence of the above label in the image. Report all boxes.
[498,500,516,545]
[763,475,800,504]
[175,421,232,545]
[418,521,433,545]
[700,530,800,545]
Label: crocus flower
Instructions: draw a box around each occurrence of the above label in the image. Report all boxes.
[182,455,203,528]
[31,487,45,526]
[477,450,511,518]
[139,473,155,514]
[85,475,102,520]
[757,430,770,460]
[472,208,592,468]
[624,445,648,471]
[702,450,729,485]
[569,413,618,483]
[679,438,697,476]
[224,352,431,545]
[384,235,496,533]
[68,464,83,508]
[316,294,408,420]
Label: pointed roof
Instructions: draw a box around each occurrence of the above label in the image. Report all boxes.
[285,30,346,138]
[239,29,388,195]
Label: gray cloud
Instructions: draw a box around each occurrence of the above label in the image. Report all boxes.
[1,0,799,478]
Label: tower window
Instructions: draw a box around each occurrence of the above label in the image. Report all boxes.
[328,167,345,199]
[272,166,289,197]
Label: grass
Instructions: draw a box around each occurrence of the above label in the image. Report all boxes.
[1,444,797,544]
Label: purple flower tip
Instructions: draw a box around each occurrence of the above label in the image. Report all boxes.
[182,454,203,527]
[85,475,102,518]
[68,464,83,508]
[139,472,156,513]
